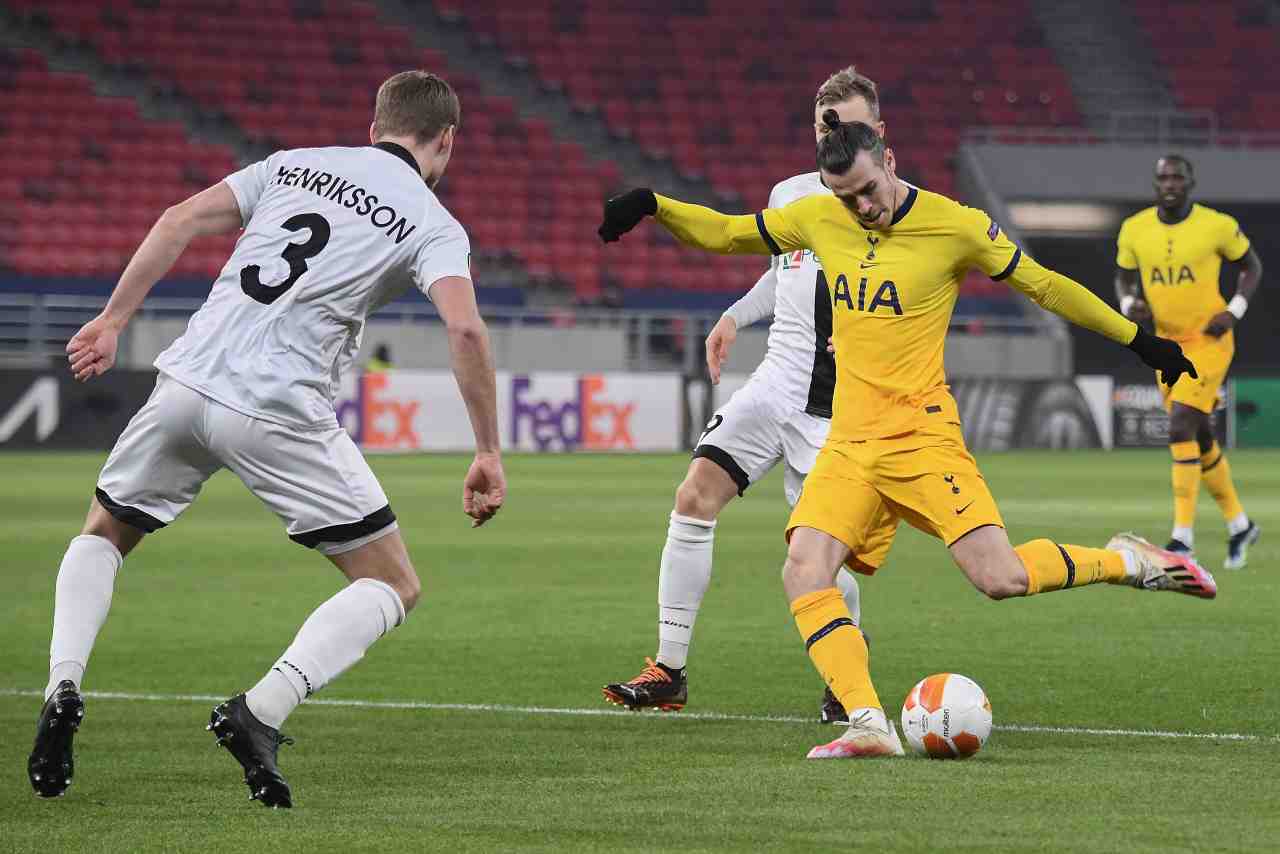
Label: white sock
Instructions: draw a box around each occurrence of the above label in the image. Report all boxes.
[245,577,405,729]
[655,513,715,671]
[46,535,122,700]
[835,568,861,626]
[1171,526,1194,547]
[1120,550,1138,580]
[1227,513,1249,536]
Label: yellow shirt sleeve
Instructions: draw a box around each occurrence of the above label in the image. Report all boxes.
[1218,213,1251,262]
[1116,218,1138,270]
[963,209,1022,281]
[1004,252,1138,345]
[653,194,809,256]
[653,195,768,255]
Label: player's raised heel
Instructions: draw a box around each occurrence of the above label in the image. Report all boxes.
[807,709,905,759]
[208,694,295,809]
[1224,521,1260,570]
[1107,532,1217,599]
[28,680,85,798]
[602,657,687,711]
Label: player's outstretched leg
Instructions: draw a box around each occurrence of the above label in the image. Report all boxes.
[953,526,1216,600]
[211,533,414,808]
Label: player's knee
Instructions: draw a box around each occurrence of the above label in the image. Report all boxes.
[391,568,421,613]
[972,564,1027,600]
[673,475,721,521]
[781,551,831,599]
[82,499,144,557]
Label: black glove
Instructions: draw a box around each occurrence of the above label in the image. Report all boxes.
[598,188,657,243]
[1128,327,1198,388]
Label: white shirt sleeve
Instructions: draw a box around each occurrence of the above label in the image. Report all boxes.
[409,216,472,301]
[222,152,282,226]
[723,262,778,328]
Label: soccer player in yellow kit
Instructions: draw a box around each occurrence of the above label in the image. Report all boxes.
[1115,154,1263,569]
[599,115,1217,760]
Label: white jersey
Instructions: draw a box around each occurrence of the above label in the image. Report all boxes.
[155,143,470,429]
[724,171,834,417]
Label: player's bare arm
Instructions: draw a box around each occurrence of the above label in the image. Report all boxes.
[67,182,242,382]
[1205,247,1263,338]
[706,266,778,383]
[704,315,737,384]
[432,275,505,526]
[1114,266,1151,322]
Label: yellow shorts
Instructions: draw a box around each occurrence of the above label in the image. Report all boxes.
[787,422,1003,574]
[1162,332,1233,414]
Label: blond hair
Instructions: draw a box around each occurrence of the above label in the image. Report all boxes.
[815,66,880,119]
[373,70,460,144]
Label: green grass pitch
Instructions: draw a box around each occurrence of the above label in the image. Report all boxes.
[2,449,1278,852]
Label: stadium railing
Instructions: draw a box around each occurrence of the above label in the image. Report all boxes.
[0,294,1044,376]
[964,110,1280,148]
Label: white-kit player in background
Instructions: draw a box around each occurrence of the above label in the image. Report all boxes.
[602,67,895,723]
[27,71,505,809]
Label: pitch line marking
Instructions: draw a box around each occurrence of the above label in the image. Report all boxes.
[0,688,1271,743]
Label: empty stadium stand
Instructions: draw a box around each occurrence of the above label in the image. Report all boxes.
[1132,0,1280,133]
[3,0,1096,311]
[435,0,1083,199]
[10,0,773,300]
[0,47,239,279]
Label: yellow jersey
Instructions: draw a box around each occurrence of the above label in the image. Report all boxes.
[655,185,1136,442]
[1116,204,1251,343]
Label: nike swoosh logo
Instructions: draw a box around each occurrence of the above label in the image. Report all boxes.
[859,262,878,269]
[954,501,974,515]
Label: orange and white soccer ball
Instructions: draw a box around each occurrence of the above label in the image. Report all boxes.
[900,673,992,759]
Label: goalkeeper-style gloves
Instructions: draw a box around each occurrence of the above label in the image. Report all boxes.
[598,189,657,242]
[1128,327,1198,388]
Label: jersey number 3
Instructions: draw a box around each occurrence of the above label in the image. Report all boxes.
[240,212,331,305]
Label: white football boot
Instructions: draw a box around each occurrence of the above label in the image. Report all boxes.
[1106,532,1217,599]
[806,707,905,759]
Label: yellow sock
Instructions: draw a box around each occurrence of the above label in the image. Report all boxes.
[790,588,880,712]
[1170,440,1201,530]
[1016,539,1128,594]
[1199,441,1245,522]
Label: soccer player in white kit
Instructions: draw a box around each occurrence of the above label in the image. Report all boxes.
[602,68,894,723]
[27,71,505,808]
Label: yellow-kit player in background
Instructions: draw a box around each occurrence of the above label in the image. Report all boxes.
[1115,154,1263,569]
[599,115,1217,761]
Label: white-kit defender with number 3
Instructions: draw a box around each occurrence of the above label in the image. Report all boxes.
[31,69,506,811]
[102,141,470,546]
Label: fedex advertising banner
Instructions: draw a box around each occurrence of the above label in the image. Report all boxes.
[334,370,682,453]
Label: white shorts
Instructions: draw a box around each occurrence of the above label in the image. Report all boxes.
[692,378,829,507]
[96,375,397,554]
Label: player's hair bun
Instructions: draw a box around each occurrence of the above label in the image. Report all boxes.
[822,109,842,131]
